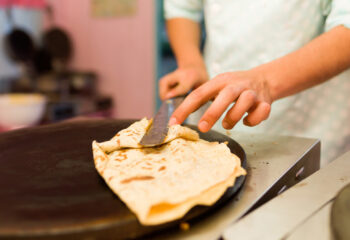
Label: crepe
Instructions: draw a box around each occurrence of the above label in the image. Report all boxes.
[92,118,246,225]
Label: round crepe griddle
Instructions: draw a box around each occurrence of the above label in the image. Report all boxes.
[0,119,246,240]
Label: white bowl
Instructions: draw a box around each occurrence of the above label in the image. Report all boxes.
[0,94,47,129]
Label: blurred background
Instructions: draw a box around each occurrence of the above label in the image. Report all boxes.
[0,0,178,131]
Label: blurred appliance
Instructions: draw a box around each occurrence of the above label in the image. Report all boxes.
[3,4,37,92]
[44,95,113,122]
[35,71,113,122]
[0,93,46,129]
[40,4,73,73]
[3,8,35,63]
[6,71,113,123]
[1,3,113,125]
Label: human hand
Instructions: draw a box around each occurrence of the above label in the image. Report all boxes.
[159,66,209,100]
[169,69,273,132]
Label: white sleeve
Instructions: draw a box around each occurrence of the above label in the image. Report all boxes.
[164,0,204,23]
[325,0,350,31]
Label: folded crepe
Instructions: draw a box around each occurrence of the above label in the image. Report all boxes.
[92,118,246,225]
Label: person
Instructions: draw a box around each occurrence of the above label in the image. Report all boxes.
[159,0,350,165]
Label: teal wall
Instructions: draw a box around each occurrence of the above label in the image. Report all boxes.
[154,0,164,112]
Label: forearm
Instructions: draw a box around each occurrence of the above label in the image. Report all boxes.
[166,18,205,68]
[260,25,350,101]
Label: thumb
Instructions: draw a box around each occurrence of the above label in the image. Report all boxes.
[159,73,178,100]
[165,82,191,99]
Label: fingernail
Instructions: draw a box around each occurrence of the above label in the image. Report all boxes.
[169,117,177,125]
[198,121,209,132]
[222,121,230,129]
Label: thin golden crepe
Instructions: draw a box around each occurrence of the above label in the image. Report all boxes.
[92,118,246,225]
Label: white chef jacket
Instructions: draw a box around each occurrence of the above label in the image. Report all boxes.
[164,0,350,165]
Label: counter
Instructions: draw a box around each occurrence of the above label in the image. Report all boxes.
[223,151,350,240]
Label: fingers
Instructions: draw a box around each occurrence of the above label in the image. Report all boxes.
[222,90,257,129]
[159,72,196,100]
[159,73,178,100]
[243,102,271,126]
[169,80,225,126]
[167,71,272,130]
[159,73,177,100]
[165,82,190,99]
[198,86,240,132]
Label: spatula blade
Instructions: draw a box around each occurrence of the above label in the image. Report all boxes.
[140,96,184,147]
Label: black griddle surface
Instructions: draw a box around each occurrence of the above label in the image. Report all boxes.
[0,119,246,240]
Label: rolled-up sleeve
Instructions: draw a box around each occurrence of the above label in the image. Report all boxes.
[164,0,204,22]
[325,0,350,31]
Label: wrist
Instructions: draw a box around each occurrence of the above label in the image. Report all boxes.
[253,63,282,102]
[178,62,207,73]
[178,57,208,78]
[176,50,206,68]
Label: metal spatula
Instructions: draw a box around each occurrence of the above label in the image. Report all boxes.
[139,96,185,147]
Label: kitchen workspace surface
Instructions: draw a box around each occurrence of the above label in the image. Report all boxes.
[0,119,320,240]
[223,151,350,240]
